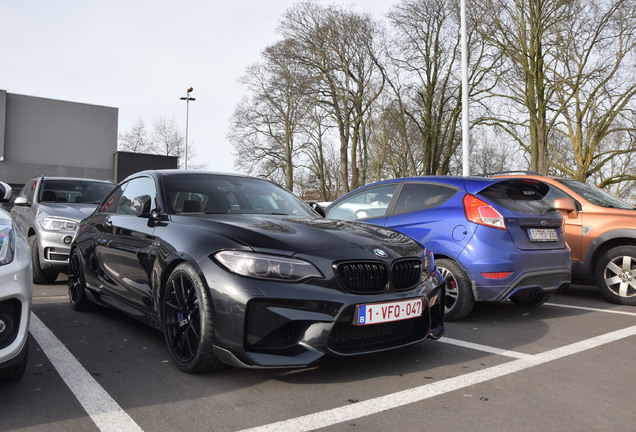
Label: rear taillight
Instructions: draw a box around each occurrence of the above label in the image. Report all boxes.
[463,194,506,230]
[481,272,512,279]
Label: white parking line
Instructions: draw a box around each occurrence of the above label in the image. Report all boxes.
[546,302,636,316]
[238,325,636,432]
[439,337,536,359]
[29,313,144,432]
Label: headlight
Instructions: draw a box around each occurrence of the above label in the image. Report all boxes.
[0,222,15,266]
[39,217,79,231]
[214,251,323,282]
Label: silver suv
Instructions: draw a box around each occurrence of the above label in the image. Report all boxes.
[10,176,114,284]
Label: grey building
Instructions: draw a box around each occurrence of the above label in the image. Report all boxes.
[0,89,178,197]
[0,89,118,185]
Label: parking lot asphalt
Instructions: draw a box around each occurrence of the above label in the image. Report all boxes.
[1,280,635,432]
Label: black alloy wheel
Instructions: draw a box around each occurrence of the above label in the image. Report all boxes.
[162,263,224,373]
[67,248,93,311]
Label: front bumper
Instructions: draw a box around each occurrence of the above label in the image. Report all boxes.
[200,259,445,369]
[0,237,32,368]
[35,228,75,270]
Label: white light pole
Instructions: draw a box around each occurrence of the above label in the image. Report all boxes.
[461,0,470,176]
[180,87,196,170]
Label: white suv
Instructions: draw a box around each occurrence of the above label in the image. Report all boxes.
[0,181,32,381]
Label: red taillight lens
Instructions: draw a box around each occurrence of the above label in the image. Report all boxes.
[481,272,512,279]
[463,194,506,230]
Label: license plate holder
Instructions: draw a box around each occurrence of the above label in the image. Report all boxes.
[354,298,424,326]
[527,228,558,242]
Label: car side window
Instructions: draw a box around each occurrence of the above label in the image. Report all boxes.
[102,177,156,216]
[19,179,37,203]
[392,183,456,215]
[543,185,581,210]
[328,185,398,221]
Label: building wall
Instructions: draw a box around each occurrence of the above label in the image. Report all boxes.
[114,151,178,182]
[0,90,118,184]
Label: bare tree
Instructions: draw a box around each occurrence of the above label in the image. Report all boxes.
[382,0,499,176]
[151,116,183,157]
[299,106,341,200]
[477,0,574,174]
[229,39,315,191]
[550,0,636,183]
[118,118,151,153]
[279,1,385,192]
[118,116,206,170]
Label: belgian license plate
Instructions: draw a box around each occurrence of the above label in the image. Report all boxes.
[527,228,558,242]
[354,298,423,326]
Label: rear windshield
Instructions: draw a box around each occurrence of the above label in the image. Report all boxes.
[557,179,634,210]
[479,180,553,213]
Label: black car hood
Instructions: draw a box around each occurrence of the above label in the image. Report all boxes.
[172,214,423,259]
[37,203,98,221]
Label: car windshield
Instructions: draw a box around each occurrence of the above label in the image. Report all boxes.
[558,179,634,210]
[163,174,317,217]
[39,180,113,204]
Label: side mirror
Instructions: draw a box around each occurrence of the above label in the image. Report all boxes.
[131,195,152,216]
[308,202,326,218]
[13,196,28,206]
[0,181,11,202]
[553,198,577,217]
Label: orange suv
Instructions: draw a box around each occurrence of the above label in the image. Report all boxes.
[493,172,636,305]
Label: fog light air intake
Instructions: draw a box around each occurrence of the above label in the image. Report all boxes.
[0,299,21,349]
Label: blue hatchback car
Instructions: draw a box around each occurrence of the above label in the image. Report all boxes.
[326,176,572,320]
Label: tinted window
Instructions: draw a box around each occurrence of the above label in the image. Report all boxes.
[558,179,634,210]
[479,181,553,213]
[542,183,582,211]
[327,184,398,221]
[102,177,156,216]
[392,183,456,214]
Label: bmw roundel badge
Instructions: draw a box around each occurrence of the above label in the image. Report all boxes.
[373,248,388,258]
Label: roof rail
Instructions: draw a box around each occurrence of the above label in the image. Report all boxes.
[477,170,541,177]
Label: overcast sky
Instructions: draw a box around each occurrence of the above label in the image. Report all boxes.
[1,1,391,172]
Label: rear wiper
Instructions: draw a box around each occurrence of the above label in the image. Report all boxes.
[542,207,557,214]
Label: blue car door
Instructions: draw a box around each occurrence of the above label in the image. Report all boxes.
[383,182,473,260]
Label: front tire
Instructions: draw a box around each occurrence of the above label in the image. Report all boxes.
[68,248,93,311]
[595,245,636,305]
[436,258,475,321]
[28,236,59,284]
[0,337,28,381]
[162,263,224,373]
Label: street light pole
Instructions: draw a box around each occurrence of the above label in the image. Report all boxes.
[460,0,470,176]
[179,87,196,170]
